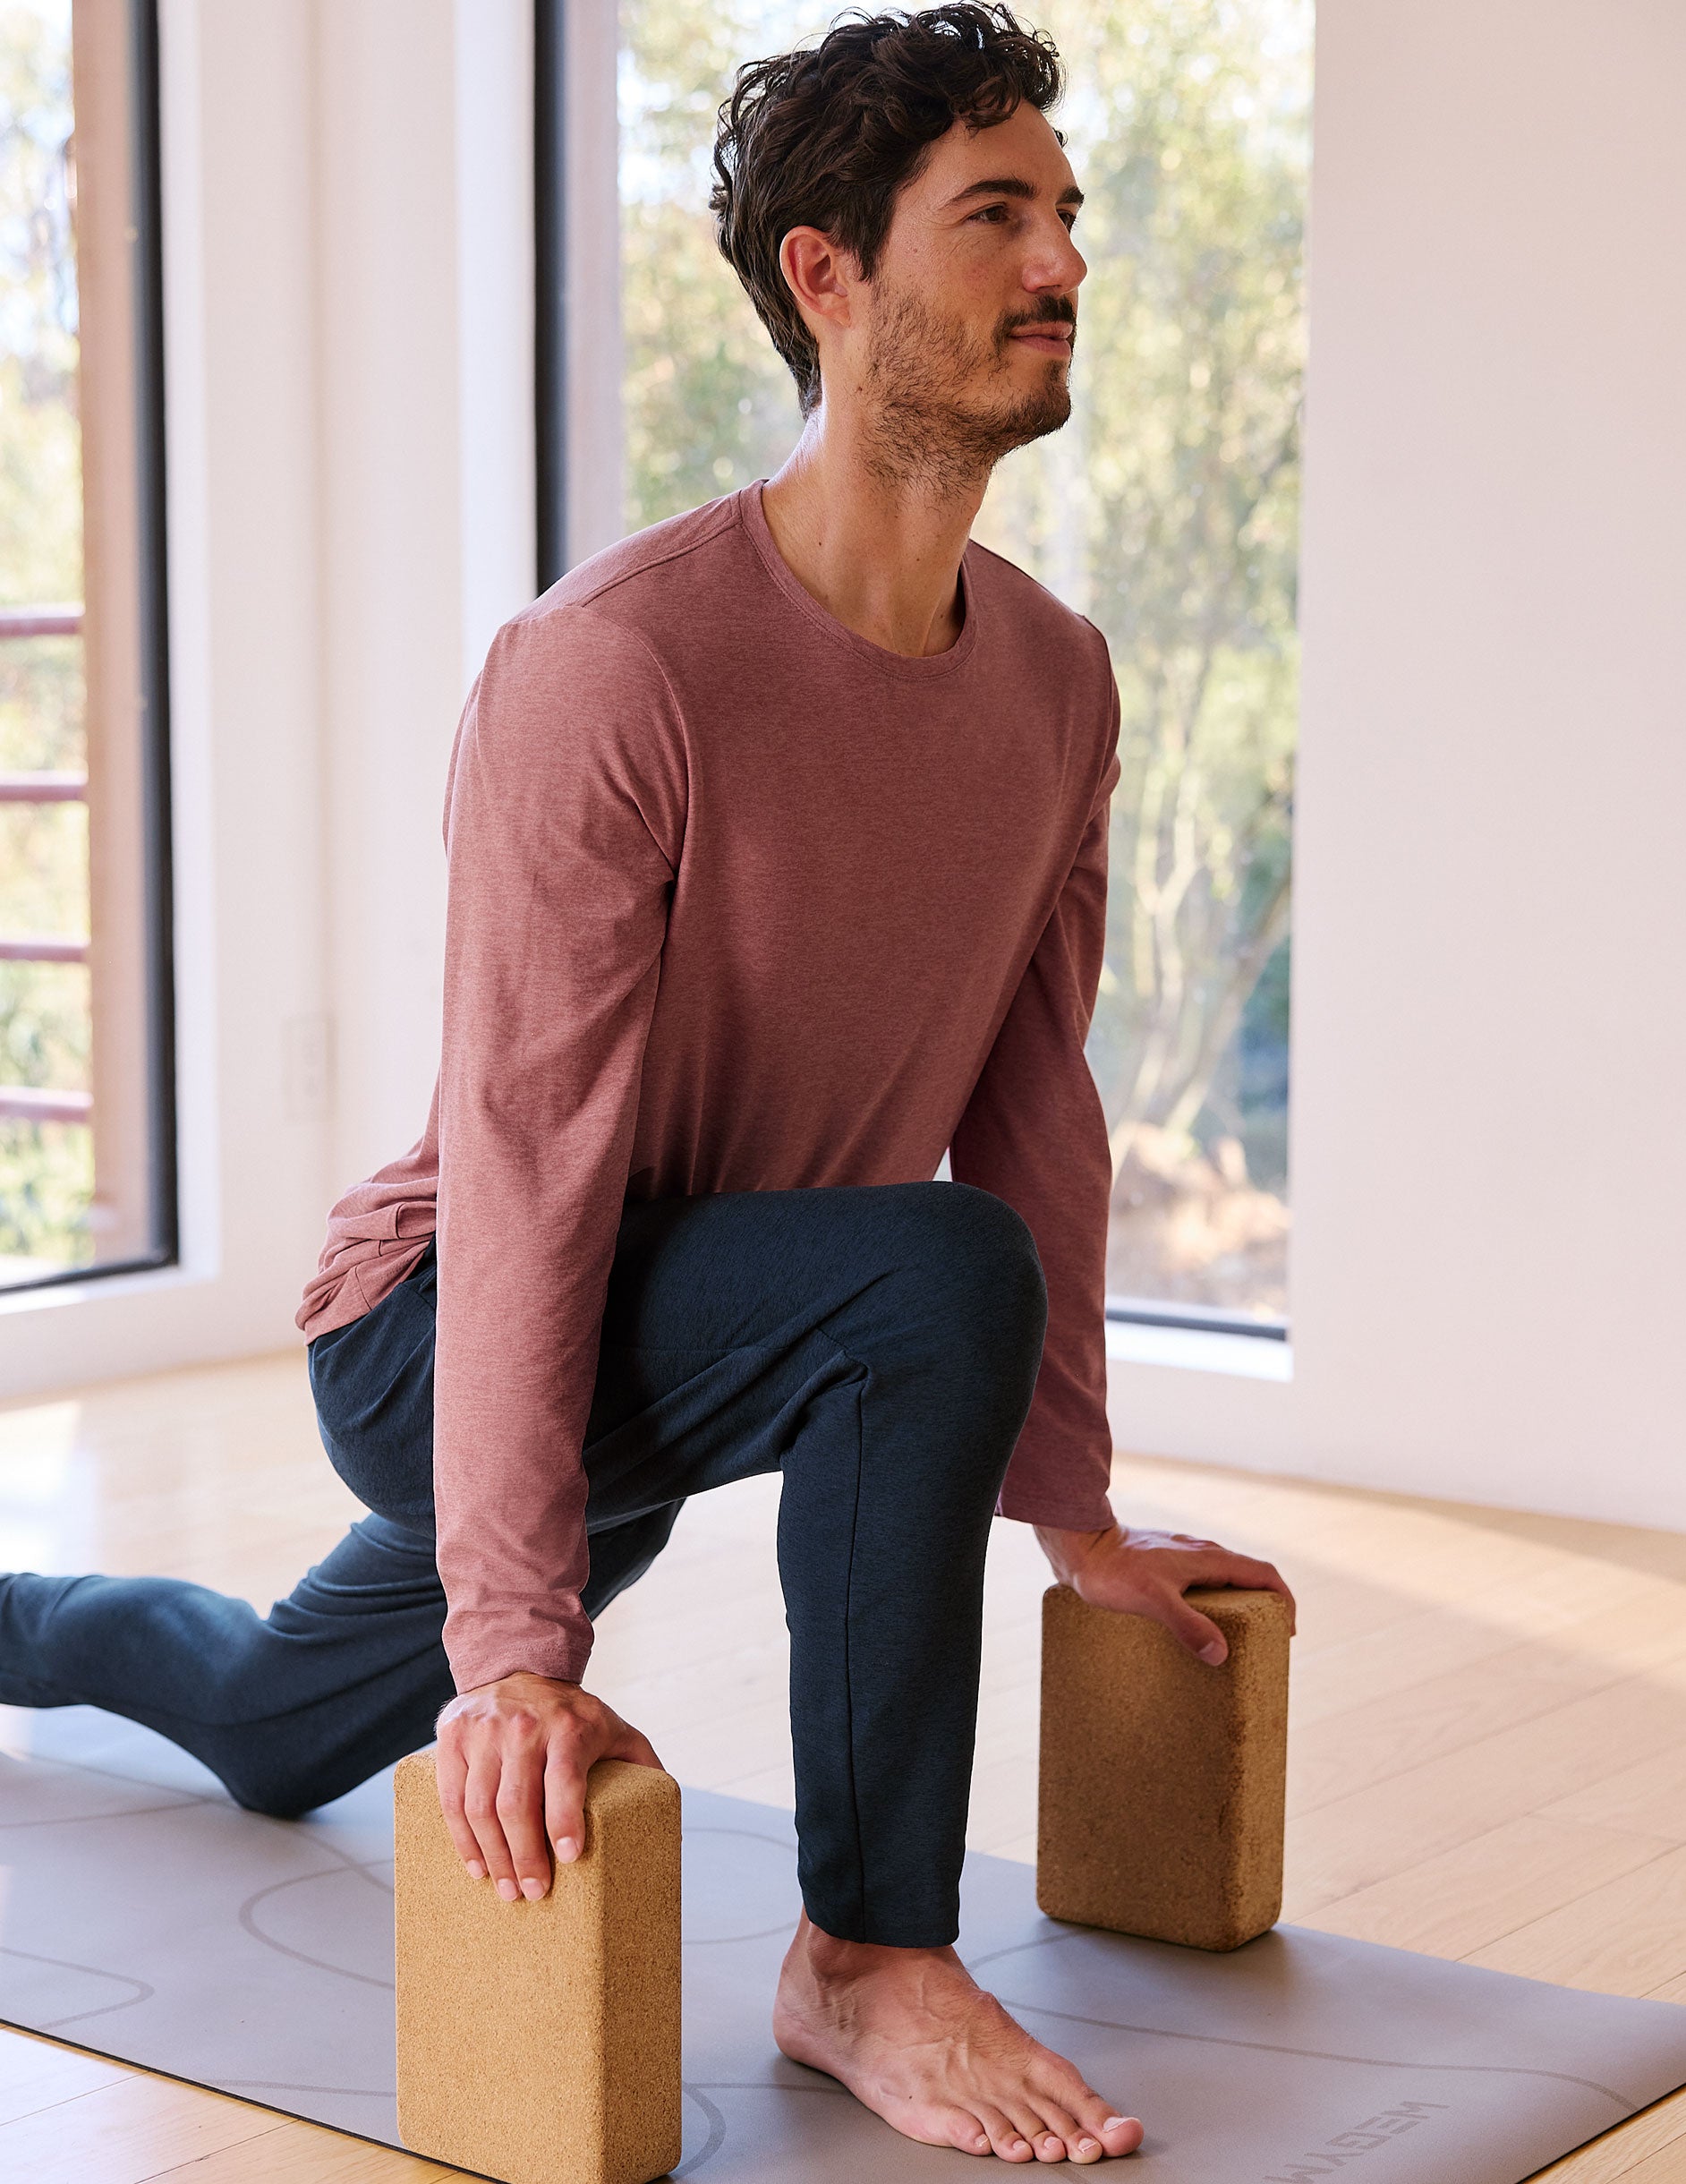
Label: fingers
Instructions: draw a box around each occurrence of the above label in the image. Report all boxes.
[435,1676,661,1902]
[432,1736,487,1879]
[464,1747,522,1898]
[1217,1556,1299,1637]
[1159,1591,1230,1665]
[607,1719,665,1771]
[497,1743,554,1900]
[543,1733,590,1868]
[1171,1540,1299,1640]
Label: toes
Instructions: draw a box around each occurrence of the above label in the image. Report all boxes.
[1029,2097,1089,2163]
[938,2107,994,2157]
[1096,2111,1145,2156]
[975,2102,1037,2163]
[1002,2100,1057,2163]
[1066,2086,1145,2158]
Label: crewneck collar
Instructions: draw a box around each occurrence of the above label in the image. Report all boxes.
[736,479,982,682]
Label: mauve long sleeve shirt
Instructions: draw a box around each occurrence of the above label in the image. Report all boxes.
[297,482,1121,1693]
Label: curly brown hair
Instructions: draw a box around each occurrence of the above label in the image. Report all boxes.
[710,5,1065,418]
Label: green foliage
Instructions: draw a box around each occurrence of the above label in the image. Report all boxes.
[0,960,91,1270]
[0,1120,91,1265]
[0,0,90,1275]
[620,0,813,528]
[0,0,81,603]
[974,0,1307,1174]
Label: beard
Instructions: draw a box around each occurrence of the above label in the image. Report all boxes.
[860,277,1076,497]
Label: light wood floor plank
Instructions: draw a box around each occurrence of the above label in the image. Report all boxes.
[1303,1814,1679,1960]
[1287,1558,1650,1728]
[0,2071,277,2183]
[1610,2144,1686,2183]
[1283,1674,1686,1917]
[143,2114,463,2180]
[1288,1651,1636,1820]
[1465,1844,1686,1994]
[1526,2089,1686,2180]
[0,2023,134,2123]
[1541,1744,1686,1847]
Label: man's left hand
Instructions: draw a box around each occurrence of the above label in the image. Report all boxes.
[1033,1520,1296,1666]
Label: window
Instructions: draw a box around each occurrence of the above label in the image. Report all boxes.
[598,0,1306,1330]
[0,0,174,1291]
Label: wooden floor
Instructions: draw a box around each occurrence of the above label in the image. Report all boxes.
[3,1352,1686,2180]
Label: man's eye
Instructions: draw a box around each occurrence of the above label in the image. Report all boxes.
[972,203,1010,223]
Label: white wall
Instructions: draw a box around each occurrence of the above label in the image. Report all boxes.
[312,0,535,1191]
[1107,0,1686,1533]
[0,0,535,1392]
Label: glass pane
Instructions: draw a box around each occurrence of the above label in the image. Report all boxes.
[972,0,1307,1326]
[618,1,1307,1327]
[0,0,170,1285]
[619,0,813,532]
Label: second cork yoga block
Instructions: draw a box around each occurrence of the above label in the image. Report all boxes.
[1038,1583,1290,1951]
[393,1750,682,2184]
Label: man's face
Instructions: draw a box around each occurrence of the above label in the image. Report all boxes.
[859,99,1086,475]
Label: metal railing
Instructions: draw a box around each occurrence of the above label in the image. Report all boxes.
[0,605,93,1128]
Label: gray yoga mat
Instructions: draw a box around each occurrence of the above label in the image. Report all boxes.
[3,1704,1685,2180]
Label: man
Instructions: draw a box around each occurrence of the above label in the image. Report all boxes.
[0,4,1292,2163]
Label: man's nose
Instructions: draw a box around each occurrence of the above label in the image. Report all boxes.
[1027,224,1086,299]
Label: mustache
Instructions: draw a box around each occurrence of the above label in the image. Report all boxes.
[1000,297,1077,340]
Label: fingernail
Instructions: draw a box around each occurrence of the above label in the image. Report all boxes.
[521,1876,546,1900]
[497,1877,518,1902]
[554,1835,579,1863]
[465,1859,486,1880]
[1198,1639,1227,1665]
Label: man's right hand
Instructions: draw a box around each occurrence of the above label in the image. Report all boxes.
[434,1672,662,1902]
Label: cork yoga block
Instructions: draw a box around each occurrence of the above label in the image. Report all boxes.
[1037,1583,1290,1951]
[393,1750,682,2184]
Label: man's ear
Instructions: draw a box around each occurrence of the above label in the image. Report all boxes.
[779,226,864,344]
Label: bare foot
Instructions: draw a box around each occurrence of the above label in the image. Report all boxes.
[772,1912,1145,2163]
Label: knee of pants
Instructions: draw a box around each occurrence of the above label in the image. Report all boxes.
[219,1750,333,1822]
[875,1182,1049,1395]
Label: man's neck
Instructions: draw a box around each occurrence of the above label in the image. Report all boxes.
[760,410,988,661]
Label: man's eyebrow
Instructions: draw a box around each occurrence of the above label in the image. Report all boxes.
[946,175,1086,209]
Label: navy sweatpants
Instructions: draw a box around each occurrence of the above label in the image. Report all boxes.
[0,1182,1048,1944]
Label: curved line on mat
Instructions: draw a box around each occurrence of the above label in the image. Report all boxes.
[0,1797,207,1830]
[690,2079,848,2096]
[680,1823,803,1945]
[684,1924,798,1945]
[1,1943,155,2029]
[0,1748,223,1805]
[673,2084,728,2177]
[989,1988,1638,2114]
[268,1831,396,1899]
[237,1862,396,1992]
[257,1818,396,1898]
